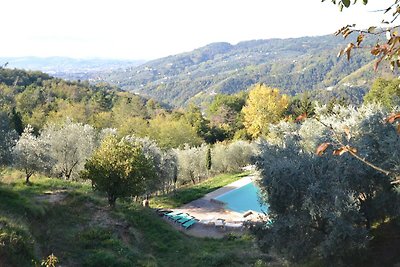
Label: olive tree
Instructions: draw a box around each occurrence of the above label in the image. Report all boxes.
[255,104,400,265]
[12,125,52,183]
[211,141,256,174]
[81,136,156,207]
[125,136,177,194]
[0,112,17,168]
[41,120,97,180]
[174,144,208,185]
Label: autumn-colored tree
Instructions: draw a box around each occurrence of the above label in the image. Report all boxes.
[242,84,289,138]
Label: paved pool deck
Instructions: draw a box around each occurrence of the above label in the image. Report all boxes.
[202,175,254,200]
[159,174,266,238]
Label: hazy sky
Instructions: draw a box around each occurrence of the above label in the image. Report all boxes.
[1,0,394,60]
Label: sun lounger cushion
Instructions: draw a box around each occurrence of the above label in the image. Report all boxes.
[182,219,197,229]
[164,211,182,218]
[169,213,186,221]
[177,216,193,224]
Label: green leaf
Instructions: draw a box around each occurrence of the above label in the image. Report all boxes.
[342,0,350,7]
[362,0,368,4]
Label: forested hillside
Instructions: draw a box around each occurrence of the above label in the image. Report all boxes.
[0,68,164,132]
[96,34,396,106]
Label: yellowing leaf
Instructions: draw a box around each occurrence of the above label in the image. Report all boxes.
[348,146,358,154]
[344,43,355,61]
[316,143,330,156]
[356,34,364,47]
[386,113,400,123]
[295,113,307,123]
[370,44,381,56]
[333,146,348,156]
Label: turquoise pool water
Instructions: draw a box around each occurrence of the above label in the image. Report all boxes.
[215,182,268,214]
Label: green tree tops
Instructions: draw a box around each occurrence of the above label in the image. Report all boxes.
[81,136,156,207]
[364,78,400,108]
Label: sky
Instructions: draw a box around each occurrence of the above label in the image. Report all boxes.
[0,0,394,60]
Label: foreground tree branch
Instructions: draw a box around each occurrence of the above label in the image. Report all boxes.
[315,116,400,184]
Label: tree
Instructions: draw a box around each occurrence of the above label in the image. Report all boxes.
[147,115,202,149]
[174,144,208,185]
[81,136,156,207]
[125,135,178,195]
[185,104,215,143]
[242,84,289,138]
[0,112,17,167]
[285,92,315,120]
[41,120,97,180]
[211,141,256,174]
[364,77,400,108]
[255,104,400,265]
[207,92,247,140]
[205,146,212,173]
[12,125,52,183]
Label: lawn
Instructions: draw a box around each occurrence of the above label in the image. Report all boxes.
[151,171,252,208]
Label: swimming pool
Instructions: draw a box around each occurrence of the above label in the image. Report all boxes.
[214,182,268,214]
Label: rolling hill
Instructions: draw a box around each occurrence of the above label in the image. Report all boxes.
[95,34,396,106]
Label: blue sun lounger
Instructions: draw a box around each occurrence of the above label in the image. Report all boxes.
[164,211,182,218]
[169,213,187,221]
[182,219,198,229]
[176,215,194,224]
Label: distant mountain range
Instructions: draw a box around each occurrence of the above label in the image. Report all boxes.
[93,34,396,106]
[3,34,397,107]
[0,56,145,81]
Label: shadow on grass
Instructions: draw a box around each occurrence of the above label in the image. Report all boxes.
[0,183,48,218]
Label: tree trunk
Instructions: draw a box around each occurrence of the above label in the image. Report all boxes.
[25,169,33,184]
[190,172,196,185]
[108,194,117,208]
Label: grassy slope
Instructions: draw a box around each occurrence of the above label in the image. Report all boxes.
[151,171,251,208]
[0,170,272,267]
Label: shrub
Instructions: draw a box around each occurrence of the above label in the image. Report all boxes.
[0,217,36,266]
